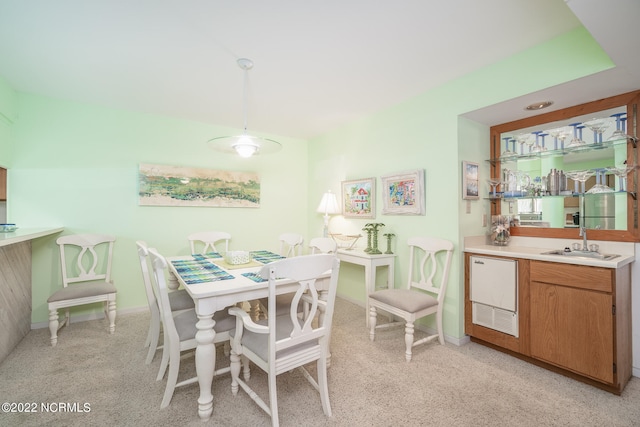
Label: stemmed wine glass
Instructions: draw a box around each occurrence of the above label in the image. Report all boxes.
[586,168,614,194]
[545,126,571,150]
[515,133,532,155]
[583,117,609,144]
[567,122,586,148]
[607,113,633,141]
[538,132,549,152]
[606,163,637,192]
[530,131,544,153]
[487,178,502,198]
[565,169,595,194]
[500,137,514,159]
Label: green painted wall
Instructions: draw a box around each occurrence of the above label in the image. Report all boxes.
[8,94,308,324]
[0,75,16,167]
[307,26,614,340]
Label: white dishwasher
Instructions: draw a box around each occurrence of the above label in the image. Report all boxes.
[470,255,518,337]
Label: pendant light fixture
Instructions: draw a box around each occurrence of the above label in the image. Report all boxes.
[207,58,282,158]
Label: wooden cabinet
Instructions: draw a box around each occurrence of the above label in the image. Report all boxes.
[0,168,6,201]
[465,253,632,394]
[530,262,614,383]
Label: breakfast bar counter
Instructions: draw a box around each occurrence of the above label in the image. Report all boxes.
[0,227,64,247]
[0,227,64,363]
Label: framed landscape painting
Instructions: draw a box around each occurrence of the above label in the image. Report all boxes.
[381,169,425,215]
[341,178,375,218]
[462,161,479,200]
[138,163,260,207]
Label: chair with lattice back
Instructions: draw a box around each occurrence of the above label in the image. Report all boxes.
[278,232,304,257]
[47,234,117,346]
[136,240,194,365]
[229,254,341,426]
[148,247,234,408]
[309,236,337,254]
[187,231,231,255]
[368,236,454,362]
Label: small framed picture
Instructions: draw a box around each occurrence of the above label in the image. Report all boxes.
[462,161,479,200]
[380,169,425,215]
[341,178,375,218]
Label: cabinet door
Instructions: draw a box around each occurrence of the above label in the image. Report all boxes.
[530,281,613,384]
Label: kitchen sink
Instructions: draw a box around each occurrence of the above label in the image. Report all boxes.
[541,249,620,261]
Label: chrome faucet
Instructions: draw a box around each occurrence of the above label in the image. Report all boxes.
[579,226,588,251]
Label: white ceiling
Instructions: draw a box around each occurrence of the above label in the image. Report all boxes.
[0,0,638,140]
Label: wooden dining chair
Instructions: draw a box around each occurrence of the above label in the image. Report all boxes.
[47,234,117,346]
[257,232,306,319]
[228,254,341,426]
[309,237,337,254]
[136,241,194,365]
[187,231,231,254]
[147,247,234,408]
[368,236,454,362]
[278,232,304,257]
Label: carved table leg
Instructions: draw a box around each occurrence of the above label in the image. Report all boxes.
[195,312,216,420]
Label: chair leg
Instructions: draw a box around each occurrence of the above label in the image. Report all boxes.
[242,355,250,381]
[404,322,415,362]
[48,308,59,347]
[230,350,241,396]
[369,306,377,341]
[268,370,279,427]
[145,314,161,365]
[317,351,332,417]
[160,345,181,408]
[144,318,152,348]
[106,300,116,334]
[436,310,445,345]
[157,329,170,381]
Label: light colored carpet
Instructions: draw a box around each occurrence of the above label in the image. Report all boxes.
[1,298,638,427]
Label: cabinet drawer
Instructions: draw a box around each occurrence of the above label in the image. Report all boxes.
[530,260,612,292]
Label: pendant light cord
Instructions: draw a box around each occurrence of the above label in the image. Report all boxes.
[242,66,249,134]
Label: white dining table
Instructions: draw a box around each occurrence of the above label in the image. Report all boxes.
[166,252,330,421]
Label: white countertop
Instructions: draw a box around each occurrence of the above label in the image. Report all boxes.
[0,227,64,248]
[464,235,635,268]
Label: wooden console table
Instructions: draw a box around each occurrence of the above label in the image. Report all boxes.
[336,248,396,326]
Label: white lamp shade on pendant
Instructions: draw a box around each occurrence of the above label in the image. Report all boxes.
[207,58,282,158]
[208,134,280,158]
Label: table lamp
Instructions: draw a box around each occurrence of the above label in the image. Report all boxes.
[317,190,340,237]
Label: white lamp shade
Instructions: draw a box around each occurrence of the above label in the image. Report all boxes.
[232,136,260,158]
[317,191,340,215]
[208,134,281,158]
[206,58,282,158]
